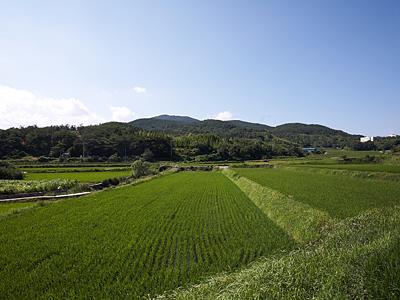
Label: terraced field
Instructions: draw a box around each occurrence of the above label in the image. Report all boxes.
[235,167,400,218]
[19,166,130,173]
[323,149,383,158]
[301,163,400,173]
[24,170,132,182]
[0,172,294,299]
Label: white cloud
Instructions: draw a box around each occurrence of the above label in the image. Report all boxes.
[213,111,234,121]
[0,85,104,129]
[110,106,135,122]
[132,86,147,94]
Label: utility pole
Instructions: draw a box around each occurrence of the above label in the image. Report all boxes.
[78,128,85,159]
[82,133,85,159]
[170,137,173,161]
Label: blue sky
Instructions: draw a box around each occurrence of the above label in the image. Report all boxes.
[0,0,399,135]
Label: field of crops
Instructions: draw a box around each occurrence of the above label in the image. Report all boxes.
[19,166,130,173]
[0,179,79,195]
[0,172,294,298]
[24,170,132,182]
[235,167,400,218]
[0,202,37,216]
[300,163,400,173]
[323,149,384,158]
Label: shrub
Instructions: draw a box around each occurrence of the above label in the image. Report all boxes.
[0,162,24,180]
[37,156,51,163]
[101,179,111,187]
[141,148,154,162]
[131,159,151,178]
[108,153,121,162]
[109,178,120,186]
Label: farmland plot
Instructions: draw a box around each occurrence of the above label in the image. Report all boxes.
[236,168,400,218]
[24,170,132,182]
[297,163,400,174]
[0,172,294,299]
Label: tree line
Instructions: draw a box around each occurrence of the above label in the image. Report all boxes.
[0,122,304,162]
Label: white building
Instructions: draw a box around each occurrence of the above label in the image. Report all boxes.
[360,136,374,143]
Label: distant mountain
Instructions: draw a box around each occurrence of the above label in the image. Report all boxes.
[130,115,360,147]
[225,120,273,131]
[153,115,200,123]
[131,115,349,136]
[130,116,272,138]
[271,123,351,137]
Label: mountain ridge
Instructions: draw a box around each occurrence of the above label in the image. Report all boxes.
[130,115,356,137]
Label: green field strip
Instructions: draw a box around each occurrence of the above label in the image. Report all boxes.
[157,206,400,300]
[235,168,400,219]
[20,166,130,173]
[0,171,294,299]
[299,163,400,173]
[24,170,132,182]
[222,169,333,243]
[281,165,400,182]
[0,202,38,217]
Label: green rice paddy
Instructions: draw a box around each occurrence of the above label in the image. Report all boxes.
[235,167,400,218]
[0,172,294,299]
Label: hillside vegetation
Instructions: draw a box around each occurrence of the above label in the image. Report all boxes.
[2,115,399,162]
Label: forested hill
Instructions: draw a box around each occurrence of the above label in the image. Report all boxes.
[0,121,302,161]
[130,115,358,146]
[2,115,394,162]
[270,123,358,148]
[130,117,272,138]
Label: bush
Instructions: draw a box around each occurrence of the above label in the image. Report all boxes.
[101,177,121,188]
[0,162,24,180]
[37,156,51,163]
[131,159,151,178]
[109,177,120,186]
[141,149,154,162]
[108,153,121,162]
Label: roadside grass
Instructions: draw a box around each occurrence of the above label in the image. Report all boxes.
[24,170,132,182]
[0,172,295,299]
[235,167,400,219]
[157,206,400,300]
